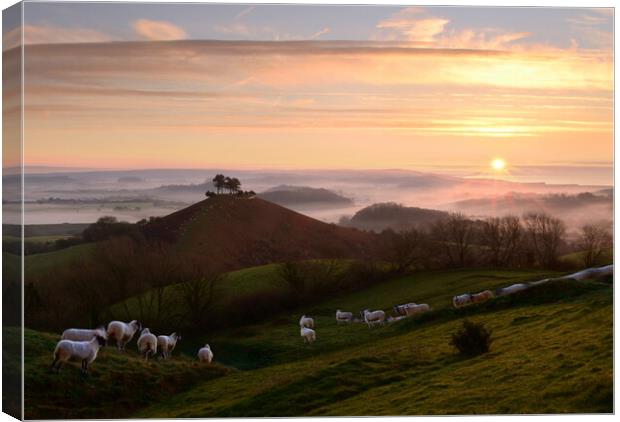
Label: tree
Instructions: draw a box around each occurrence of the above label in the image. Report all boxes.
[212,174,226,194]
[381,228,426,273]
[176,272,222,332]
[479,216,523,267]
[229,177,241,194]
[432,213,476,268]
[576,224,612,267]
[523,212,566,268]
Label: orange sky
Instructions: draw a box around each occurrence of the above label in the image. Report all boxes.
[7,6,613,177]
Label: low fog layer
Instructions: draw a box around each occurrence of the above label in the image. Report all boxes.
[4,168,612,230]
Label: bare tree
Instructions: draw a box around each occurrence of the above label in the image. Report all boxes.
[176,272,223,331]
[432,213,476,268]
[576,224,612,267]
[381,228,426,272]
[479,216,523,267]
[523,212,566,268]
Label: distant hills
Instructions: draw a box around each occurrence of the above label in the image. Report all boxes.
[258,185,353,207]
[340,202,448,232]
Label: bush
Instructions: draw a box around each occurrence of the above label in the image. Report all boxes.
[450,320,493,357]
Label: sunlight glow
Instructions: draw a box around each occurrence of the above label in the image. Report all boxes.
[491,158,506,171]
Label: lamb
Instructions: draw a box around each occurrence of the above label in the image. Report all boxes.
[300,326,316,343]
[157,333,181,360]
[496,283,529,297]
[361,309,386,328]
[404,303,431,317]
[137,328,158,361]
[198,344,213,363]
[62,326,107,342]
[299,315,315,329]
[336,310,353,324]
[51,335,106,374]
[106,320,141,351]
[393,303,417,316]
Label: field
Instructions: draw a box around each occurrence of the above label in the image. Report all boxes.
[20,267,613,418]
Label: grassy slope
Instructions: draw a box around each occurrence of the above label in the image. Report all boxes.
[135,269,613,416]
[23,243,95,281]
[20,327,231,419]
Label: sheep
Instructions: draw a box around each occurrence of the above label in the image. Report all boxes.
[137,328,158,361]
[336,310,353,324]
[496,283,529,297]
[471,290,494,304]
[61,326,107,342]
[404,303,431,317]
[299,315,315,329]
[387,315,407,323]
[361,309,386,328]
[300,326,316,343]
[198,344,213,363]
[561,265,613,282]
[51,335,106,374]
[157,333,181,360]
[452,293,472,308]
[393,302,417,316]
[106,320,141,351]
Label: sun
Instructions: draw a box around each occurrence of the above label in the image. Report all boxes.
[491,158,506,171]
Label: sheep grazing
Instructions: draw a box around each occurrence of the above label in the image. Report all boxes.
[393,303,416,316]
[198,344,213,363]
[336,310,353,324]
[561,265,613,282]
[386,315,407,323]
[61,326,107,342]
[137,328,158,361]
[471,290,494,304]
[361,309,386,328]
[157,333,181,360]
[300,326,316,343]
[496,283,529,297]
[51,335,106,374]
[299,315,315,329]
[404,303,431,317]
[452,293,472,308]
[106,320,141,351]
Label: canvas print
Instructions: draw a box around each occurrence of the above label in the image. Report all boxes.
[2,2,614,419]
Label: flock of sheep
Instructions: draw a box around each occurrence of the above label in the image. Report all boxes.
[51,264,613,373]
[299,264,614,344]
[51,320,213,375]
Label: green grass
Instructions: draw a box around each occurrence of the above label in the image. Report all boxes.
[23,267,613,417]
[137,274,612,417]
[24,243,95,281]
[20,327,230,419]
[559,248,613,267]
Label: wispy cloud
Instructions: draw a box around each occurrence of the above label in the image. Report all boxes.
[234,6,255,20]
[132,19,187,41]
[3,24,114,49]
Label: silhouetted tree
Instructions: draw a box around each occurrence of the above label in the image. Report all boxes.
[212,174,226,194]
[523,212,566,268]
[479,216,523,267]
[576,223,612,267]
[432,213,476,268]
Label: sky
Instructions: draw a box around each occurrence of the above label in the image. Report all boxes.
[4,3,614,184]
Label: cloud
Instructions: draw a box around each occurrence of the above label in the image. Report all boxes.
[3,24,114,49]
[377,8,448,43]
[308,27,331,40]
[132,19,187,41]
[235,6,255,20]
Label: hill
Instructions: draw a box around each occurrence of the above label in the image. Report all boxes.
[258,185,353,207]
[18,267,611,418]
[340,202,448,232]
[144,196,377,272]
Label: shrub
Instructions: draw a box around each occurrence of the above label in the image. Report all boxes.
[450,320,493,357]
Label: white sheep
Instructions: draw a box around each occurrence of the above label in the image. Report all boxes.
[300,326,316,343]
[62,326,107,342]
[361,309,386,328]
[198,344,213,363]
[106,320,141,351]
[137,328,158,361]
[51,335,106,374]
[157,333,181,360]
[404,303,431,317]
[336,310,353,324]
[393,302,416,316]
[299,315,314,329]
[452,293,472,308]
[496,283,529,297]
[387,315,407,323]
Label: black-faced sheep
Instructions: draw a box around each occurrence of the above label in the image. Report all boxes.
[51,335,106,374]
